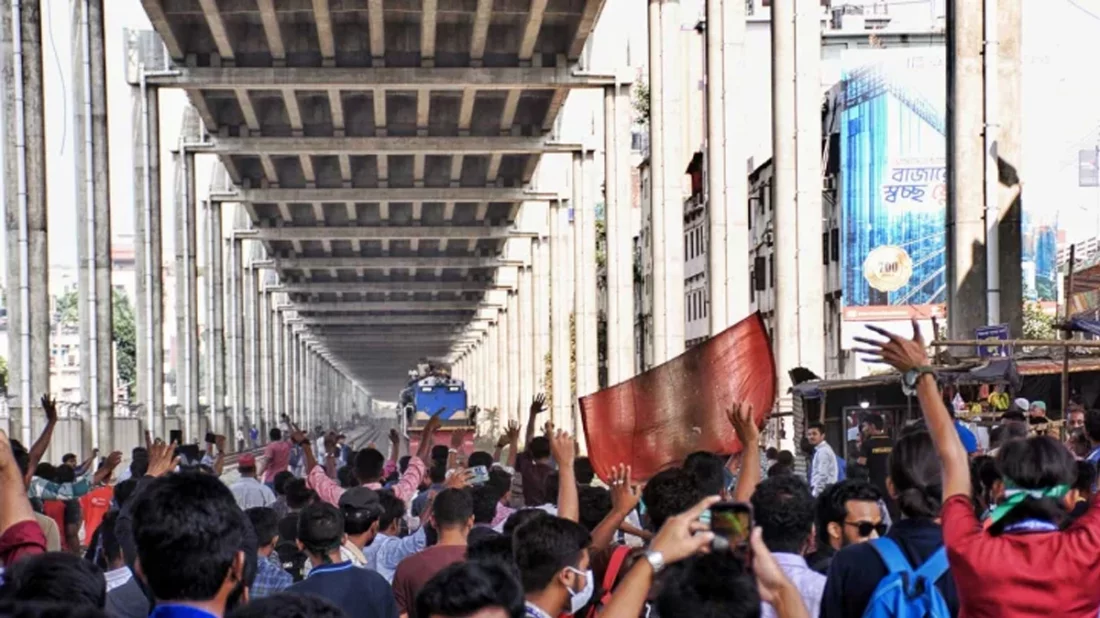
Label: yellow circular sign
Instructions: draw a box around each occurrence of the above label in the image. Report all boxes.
[863,246,913,292]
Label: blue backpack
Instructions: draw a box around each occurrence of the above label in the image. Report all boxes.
[861,538,951,618]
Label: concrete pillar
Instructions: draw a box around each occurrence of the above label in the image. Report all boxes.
[497,308,510,423]
[230,238,246,442]
[649,0,686,364]
[996,0,1023,336]
[261,289,273,434]
[721,0,749,324]
[249,265,262,431]
[176,145,201,442]
[273,308,285,423]
[946,0,987,339]
[206,202,226,433]
[507,290,521,424]
[705,0,727,335]
[533,235,552,394]
[519,261,535,410]
[285,324,296,426]
[72,0,113,451]
[604,85,635,384]
[577,152,599,446]
[772,0,825,405]
[550,200,572,432]
[2,0,50,446]
[487,321,499,414]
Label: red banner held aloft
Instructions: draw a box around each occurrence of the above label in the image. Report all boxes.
[580,313,777,483]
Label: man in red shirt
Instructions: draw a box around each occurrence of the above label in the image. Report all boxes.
[260,428,291,488]
[392,488,473,618]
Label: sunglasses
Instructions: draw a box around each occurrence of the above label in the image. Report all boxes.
[845,520,888,538]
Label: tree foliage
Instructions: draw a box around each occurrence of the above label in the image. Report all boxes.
[114,292,137,401]
[0,356,8,395]
[56,290,79,327]
[633,80,650,125]
[1023,301,1058,340]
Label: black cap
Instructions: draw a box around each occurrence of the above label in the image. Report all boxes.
[339,487,382,513]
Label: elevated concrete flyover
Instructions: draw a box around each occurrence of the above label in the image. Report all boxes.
[138,0,612,404]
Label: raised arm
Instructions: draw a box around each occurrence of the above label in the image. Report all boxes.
[729,403,761,503]
[589,464,641,551]
[525,394,547,449]
[551,431,579,522]
[24,395,59,487]
[854,320,971,501]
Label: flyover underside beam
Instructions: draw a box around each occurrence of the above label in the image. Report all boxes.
[148,67,617,90]
[243,226,514,241]
[200,137,581,156]
[287,301,479,312]
[212,187,557,203]
[291,315,476,325]
[273,281,498,293]
[266,257,515,269]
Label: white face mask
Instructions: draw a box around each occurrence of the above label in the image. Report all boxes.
[565,567,594,615]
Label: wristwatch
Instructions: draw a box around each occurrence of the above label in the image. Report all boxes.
[901,366,936,396]
[643,550,666,575]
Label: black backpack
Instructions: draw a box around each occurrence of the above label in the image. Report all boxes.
[275,538,309,582]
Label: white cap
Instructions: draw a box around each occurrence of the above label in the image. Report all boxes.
[1014,398,1030,411]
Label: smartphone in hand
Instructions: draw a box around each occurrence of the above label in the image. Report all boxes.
[468,465,491,485]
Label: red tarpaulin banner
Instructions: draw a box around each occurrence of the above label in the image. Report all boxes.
[580,313,777,483]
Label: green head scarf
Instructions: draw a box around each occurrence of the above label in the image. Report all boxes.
[987,481,1070,525]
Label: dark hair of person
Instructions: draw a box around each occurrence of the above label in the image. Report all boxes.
[574,457,595,485]
[378,490,407,531]
[512,516,591,593]
[247,507,280,548]
[767,463,792,478]
[1085,409,1100,443]
[469,451,494,469]
[807,422,826,434]
[473,484,502,525]
[543,472,560,507]
[655,552,760,618]
[113,478,138,509]
[429,462,448,485]
[0,601,109,618]
[63,453,77,465]
[578,486,612,532]
[1,552,106,608]
[1075,460,1097,495]
[434,488,475,528]
[642,467,705,530]
[468,533,516,565]
[35,463,56,482]
[297,502,345,560]
[10,439,30,477]
[416,560,525,618]
[432,445,451,466]
[992,421,1029,450]
[970,455,999,516]
[529,436,551,461]
[130,472,245,603]
[750,475,815,554]
[814,480,882,547]
[354,448,386,483]
[1000,410,1027,423]
[989,436,1077,535]
[285,478,318,510]
[273,471,295,496]
[399,455,412,474]
[889,430,943,520]
[775,450,794,467]
[269,427,281,442]
[98,511,124,569]
[863,413,885,431]
[227,592,346,618]
[765,447,779,461]
[684,451,727,497]
[488,468,512,496]
[503,508,550,538]
[335,465,356,489]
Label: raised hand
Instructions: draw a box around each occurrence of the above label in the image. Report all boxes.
[290,430,308,446]
[41,395,58,424]
[215,435,227,454]
[146,441,179,478]
[530,393,548,417]
[104,451,123,470]
[450,429,466,449]
[609,463,641,514]
[550,430,576,468]
[853,319,930,373]
[389,428,400,445]
[726,402,758,446]
[445,468,475,490]
[649,496,719,565]
[424,408,445,434]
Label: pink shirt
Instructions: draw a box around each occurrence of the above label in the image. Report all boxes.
[308,456,427,507]
[262,441,291,483]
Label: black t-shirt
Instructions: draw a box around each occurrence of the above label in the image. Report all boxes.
[859,435,893,494]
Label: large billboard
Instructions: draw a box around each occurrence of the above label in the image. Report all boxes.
[839,48,1059,321]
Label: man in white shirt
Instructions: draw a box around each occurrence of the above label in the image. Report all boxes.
[230,454,276,510]
[806,422,838,497]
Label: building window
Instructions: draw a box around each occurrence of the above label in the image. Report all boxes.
[823,231,830,265]
[831,228,840,262]
[769,255,775,288]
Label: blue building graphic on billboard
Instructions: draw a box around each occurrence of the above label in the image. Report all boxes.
[840,48,1058,320]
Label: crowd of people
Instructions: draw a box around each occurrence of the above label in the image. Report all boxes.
[3,321,1100,617]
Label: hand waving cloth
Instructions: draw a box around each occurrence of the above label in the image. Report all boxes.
[580,313,776,483]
